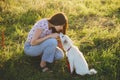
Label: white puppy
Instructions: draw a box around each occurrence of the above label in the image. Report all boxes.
[59,33,97,75]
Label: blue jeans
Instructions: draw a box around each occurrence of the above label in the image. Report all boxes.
[24,38,64,63]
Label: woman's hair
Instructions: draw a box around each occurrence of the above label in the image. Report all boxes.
[48,12,68,34]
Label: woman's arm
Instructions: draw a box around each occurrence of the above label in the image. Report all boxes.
[30,28,59,46]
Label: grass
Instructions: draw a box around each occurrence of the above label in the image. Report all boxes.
[0,0,120,80]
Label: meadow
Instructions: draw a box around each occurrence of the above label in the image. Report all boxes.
[0,0,120,80]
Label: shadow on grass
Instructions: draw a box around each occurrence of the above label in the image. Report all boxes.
[0,52,100,80]
[0,54,69,80]
[78,36,120,80]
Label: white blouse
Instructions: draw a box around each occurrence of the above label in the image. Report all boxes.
[26,18,52,42]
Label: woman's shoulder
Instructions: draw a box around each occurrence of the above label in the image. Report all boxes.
[37,18,48,24]
[33,18,48,29]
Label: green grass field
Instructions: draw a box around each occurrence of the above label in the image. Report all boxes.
[0,0,120,80]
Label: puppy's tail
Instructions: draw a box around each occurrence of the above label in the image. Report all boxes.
[88,69,97,75]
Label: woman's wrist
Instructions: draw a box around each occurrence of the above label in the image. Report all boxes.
[46,34,51,39]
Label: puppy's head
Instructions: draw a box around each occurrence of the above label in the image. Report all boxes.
[59,33,73,45]
[60,33,68,44]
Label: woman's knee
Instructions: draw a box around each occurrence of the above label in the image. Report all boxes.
[55,49,64,60]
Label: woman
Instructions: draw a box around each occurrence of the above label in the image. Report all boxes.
[24,12,68,72]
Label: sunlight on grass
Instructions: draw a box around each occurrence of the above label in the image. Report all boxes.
[0,0,120,80]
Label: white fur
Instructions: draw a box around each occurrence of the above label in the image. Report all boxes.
[59,33,97,75]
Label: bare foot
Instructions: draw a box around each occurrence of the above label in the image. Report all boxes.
[40,60,46,68]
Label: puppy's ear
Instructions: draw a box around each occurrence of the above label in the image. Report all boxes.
[64,39,68,44]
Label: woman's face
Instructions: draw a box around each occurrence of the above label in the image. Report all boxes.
[54,25,64,32]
